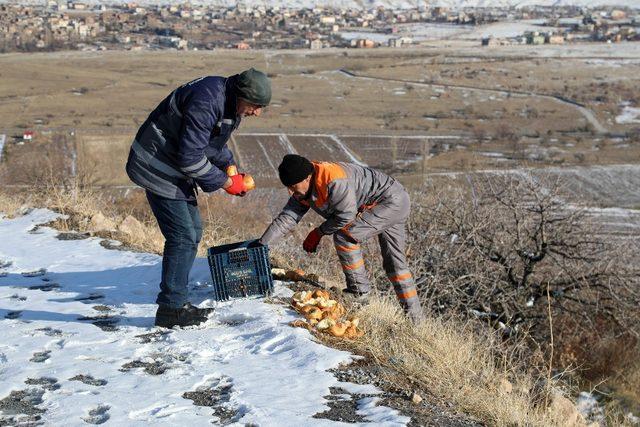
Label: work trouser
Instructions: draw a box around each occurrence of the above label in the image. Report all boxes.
[333,184,422,320]
[146,191,203,309]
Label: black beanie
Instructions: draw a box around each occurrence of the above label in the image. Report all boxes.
[278,154,314,186]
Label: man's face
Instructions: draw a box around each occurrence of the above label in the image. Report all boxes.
[287,175,312,201]
[236,98,264,117]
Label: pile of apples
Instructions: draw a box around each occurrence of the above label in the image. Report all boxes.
[289,289,364,339]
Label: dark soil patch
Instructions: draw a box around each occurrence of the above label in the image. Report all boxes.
[0,388,45,424]
[24,377,60,391]
[81,404,110,425]
[34,327,63,337]
[329,362,386,388]
[21,269,46,278]
[29,351,51,363]
[56,232,90,241]
[99,240,127,251]
[91,305,112,313]
[27,226,45,235]
[313,387,369,423]
[74,293,104,302]
[69,375,107,387]
[77,316,118,332]
[28,283,60,292]
[183,375,238,425]
[119,360,167,376]
[135,330,172,344]
[9,294,27,301]
[329,360,482,426]
[5,311,22,319]
[381,392,483,427]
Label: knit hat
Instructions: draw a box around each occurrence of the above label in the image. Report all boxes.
[236,68,271,106]
[278,154,314,186]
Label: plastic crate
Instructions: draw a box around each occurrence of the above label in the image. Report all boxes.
[206,239,273,301]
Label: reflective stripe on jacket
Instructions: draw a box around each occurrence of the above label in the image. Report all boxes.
[260,162,400,244]
[126,75,240,200]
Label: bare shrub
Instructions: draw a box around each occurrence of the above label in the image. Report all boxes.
[400,176,638,338]
[2,133,76,188]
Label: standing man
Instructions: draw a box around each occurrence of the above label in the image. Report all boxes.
[260,155,423,322]
[126,68,271,328]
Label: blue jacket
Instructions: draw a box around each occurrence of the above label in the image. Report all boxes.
[126,75,241,200]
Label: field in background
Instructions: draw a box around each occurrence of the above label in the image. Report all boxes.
[1,43,638,187]
[1,44,639,136]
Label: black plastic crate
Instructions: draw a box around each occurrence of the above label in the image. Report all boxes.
[206,239,273,301]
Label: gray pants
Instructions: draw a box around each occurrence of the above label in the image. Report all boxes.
[333,185,422,319]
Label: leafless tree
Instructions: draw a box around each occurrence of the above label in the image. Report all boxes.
[397,174,639,342]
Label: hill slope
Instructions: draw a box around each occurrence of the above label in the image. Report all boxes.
[0,209,409,426]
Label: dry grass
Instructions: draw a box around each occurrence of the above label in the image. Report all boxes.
[346,295,579,426]
[0,191,30,218]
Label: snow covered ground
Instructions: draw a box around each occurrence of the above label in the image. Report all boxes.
[616,104,640,124]
[0,209,409,426]
[339,21,556,43]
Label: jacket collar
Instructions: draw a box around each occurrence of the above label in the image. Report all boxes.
[224,75,242,128]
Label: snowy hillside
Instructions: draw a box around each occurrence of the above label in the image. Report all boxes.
[0,209,409,426]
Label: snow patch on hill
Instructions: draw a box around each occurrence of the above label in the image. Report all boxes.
[0,209,409,426]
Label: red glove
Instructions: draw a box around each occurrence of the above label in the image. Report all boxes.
[224,173,247,196]
[303,228,323,253]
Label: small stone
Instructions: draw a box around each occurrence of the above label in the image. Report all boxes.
[117,215,145,236]
[499,379,513,394]
[90,212,116,233]
[548,391,586,426]
[411,392,423,405]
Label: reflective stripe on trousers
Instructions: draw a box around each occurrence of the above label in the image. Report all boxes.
[332,184,422,318]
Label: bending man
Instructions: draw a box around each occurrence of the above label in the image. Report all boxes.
[126,68,271,328]
[260,154,423,322]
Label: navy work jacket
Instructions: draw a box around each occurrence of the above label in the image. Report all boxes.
[126,75,241,200]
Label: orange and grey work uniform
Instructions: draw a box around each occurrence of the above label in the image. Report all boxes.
[260,161,422,318]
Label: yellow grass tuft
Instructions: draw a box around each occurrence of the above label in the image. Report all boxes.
[350,295,582,426]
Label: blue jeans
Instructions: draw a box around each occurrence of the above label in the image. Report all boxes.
[146,191,203,308]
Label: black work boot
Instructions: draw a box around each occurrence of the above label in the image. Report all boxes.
[154,303,213,328]
[181,302,214,318]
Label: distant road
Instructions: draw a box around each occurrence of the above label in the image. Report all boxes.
[339,69,609,134]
